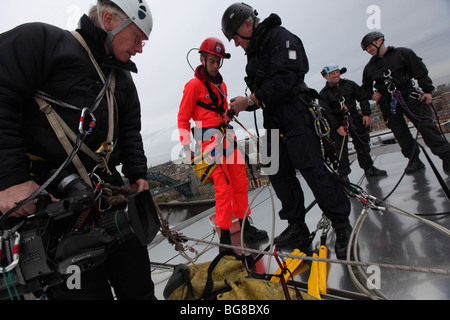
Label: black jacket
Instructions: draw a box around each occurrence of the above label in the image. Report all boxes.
[0,15,147,191]
[319,79,371,130]
[362,46,434,108]
[244,14,310,131]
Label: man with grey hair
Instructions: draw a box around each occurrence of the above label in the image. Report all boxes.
[0,0,155,299]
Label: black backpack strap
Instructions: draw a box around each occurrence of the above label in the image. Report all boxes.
[201,250,241,299]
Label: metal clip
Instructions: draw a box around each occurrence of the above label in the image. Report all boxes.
[409,91,422,101]
[0,232,21,274]
[79,108,96,135]
[95,142,114,175]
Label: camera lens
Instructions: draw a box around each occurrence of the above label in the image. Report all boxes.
[98,209,134,240]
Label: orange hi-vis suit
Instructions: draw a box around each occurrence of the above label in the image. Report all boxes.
[178,65,250,230]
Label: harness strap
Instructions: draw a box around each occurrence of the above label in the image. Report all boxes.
[34,97,92,184]
[33,31,118,184]
[195,80,226,116]
[71,31,116,147]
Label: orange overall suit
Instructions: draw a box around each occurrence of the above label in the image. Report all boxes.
[178,65,250,230]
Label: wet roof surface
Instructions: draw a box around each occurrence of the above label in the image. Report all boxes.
[149,138,450,300]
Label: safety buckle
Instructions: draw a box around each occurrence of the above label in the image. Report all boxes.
[95,142,114,175]
[409,91,422,101]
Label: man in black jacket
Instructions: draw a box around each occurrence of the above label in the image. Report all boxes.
[223,3,352,259]
[320,64,386,181]
[361,32,450,173]
[0,0,156,299]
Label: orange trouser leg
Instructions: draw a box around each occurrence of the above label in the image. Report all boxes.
[211,161,250,230]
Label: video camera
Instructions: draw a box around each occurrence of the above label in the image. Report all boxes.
[0,170,160,299]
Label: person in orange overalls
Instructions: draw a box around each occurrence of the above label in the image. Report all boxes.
[178,37,267,249]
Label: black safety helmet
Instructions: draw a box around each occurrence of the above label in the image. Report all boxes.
[221,2,258,41]
[361,31,384,50]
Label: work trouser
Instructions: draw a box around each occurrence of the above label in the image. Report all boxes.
[332,114,373,176]
[267,125,351,230]
[210,157,250,230]
[201,127,250,230]
[383,97,450,160]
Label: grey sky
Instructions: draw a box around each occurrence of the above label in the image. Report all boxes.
[1,0,449,166]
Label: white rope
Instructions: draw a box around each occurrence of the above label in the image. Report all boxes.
[182,235,450,276]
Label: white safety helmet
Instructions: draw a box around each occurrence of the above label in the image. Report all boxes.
[111,0,153,38]
[98,0,153,53]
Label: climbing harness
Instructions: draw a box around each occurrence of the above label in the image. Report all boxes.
[33,31,118,186]
[383,69,435,121]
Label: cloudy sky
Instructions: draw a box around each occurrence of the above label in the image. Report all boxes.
[1,0,450,166]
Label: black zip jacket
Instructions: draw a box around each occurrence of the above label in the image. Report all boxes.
[362,46,434,108]
[245,14,309,106]
[0,15,147,191]
[244,14,309,131]
[319,79,371,130]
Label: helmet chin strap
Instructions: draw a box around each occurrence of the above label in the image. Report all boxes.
[98,8,132,56]
[373,38,385,56]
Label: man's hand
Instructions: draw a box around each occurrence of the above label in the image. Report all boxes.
[372,92,382,102]
[131,179,149,193]
[0,181,55,217]
[337,126,347,137]
[362,115,371,127]
[230,96,249,113]
[421,93,432,105]
[225,108,236,121]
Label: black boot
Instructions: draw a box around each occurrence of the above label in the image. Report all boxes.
[274,220,311,250]
[240,218,268,240]
[365,166,387,176]
[404,158,425,174]
[335,225,353,259]
[440,152,450,172]
[219,228,231,252]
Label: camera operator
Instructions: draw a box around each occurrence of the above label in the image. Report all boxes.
[0,0,156,299]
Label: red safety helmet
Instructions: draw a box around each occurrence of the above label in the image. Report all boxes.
[199,37,231,59]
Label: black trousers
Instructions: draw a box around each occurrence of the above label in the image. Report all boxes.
[383,97,450,160]
[266,125,351,229]
[332,114,373,176]
[47,236,155,300]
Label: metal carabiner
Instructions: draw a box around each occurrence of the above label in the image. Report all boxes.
[0,232,21,274]
[383,69,392,78]
[79,108,96,135]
